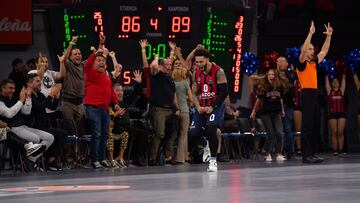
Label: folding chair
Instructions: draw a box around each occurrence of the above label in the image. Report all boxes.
[237,118,255,159]
[0,139,18,173]
[221,131,242,159]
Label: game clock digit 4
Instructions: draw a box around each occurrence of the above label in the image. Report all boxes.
[115,4,192,39]
[48,0,253,99]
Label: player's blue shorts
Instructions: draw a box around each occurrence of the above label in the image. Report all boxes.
[189,103,225,136]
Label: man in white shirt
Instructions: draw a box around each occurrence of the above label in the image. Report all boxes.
[0,79,54,164]
[28,53,65,115]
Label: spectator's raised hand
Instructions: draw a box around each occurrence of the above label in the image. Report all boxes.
[132,70,142,84]
[168,41,176,50]
[109,51,116,58]
[103,47,109,57]
[57,53,65,63]
[99,33,106,44]
[90,46,96,54]
[95,48,104,56]
[71,36,78,44]
[309,20,315,35]
[139,39,148,49]
[323,22,333,36]
[174,47,182,57]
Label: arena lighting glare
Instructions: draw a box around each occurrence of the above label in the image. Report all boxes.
[49,1,253,98]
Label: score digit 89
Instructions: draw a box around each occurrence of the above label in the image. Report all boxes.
[171,16,191,33]
[145,43,168,60]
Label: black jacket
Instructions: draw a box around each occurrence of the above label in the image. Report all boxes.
[26,92,58,129]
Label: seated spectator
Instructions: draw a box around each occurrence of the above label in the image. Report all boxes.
[0,79,54,169]
[25,73,66,171]
[1,120,43,162]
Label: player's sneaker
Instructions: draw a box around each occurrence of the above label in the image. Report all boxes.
[202,140,211,163]
[207,158,218,172]
[24,142,43,157]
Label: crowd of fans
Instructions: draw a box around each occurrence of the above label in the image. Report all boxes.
[1,21,359,173]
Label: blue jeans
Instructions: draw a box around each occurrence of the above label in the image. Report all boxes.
[283,106,294,154]
[85,105,110,163]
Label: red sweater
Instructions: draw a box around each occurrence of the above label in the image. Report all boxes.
[84,54,118,109]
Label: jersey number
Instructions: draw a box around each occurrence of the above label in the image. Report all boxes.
[209,114,215,121]
[203,84,208,93]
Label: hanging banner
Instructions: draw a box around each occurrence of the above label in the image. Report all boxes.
[0,0,32,45]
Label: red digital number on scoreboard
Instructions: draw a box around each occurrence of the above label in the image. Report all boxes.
[232,16,244,93]
[150,18,158,30]
[171,16,191,33]
[120,16,141,33]
[123,71,132,85]
[93,11,104,35]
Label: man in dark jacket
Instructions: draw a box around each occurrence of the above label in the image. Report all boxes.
[25,73,66,171]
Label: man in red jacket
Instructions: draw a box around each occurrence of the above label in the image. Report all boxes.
[84,36,119,169]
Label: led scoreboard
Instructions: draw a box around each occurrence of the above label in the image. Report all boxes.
[115,5,192,39]
[48,0,253,99]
